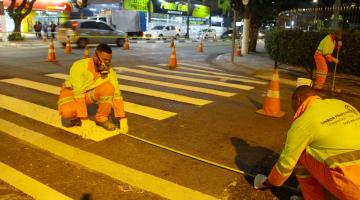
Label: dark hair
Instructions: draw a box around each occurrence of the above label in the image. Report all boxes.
[96,44,112,54]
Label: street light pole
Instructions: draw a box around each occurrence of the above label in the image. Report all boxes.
[186,0,190,39]
[0,0,7,42]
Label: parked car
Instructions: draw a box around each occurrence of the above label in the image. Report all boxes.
[57,19,126,48]
[220,29,242,39]
[143,25,181,40]
[196,28,217,39]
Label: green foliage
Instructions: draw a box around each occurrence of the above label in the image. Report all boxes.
[7,32,24,41]
[265,29,360,75]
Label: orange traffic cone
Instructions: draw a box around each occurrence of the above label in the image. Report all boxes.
[256,68,285,118]
[47,39,57,62]
[64,36,72,54]
[168,46,177,70]
[236,43,242,57]
[123,35,130,50]
[84,45,90,58]
[197,40,204,53]
[170,36,175,48]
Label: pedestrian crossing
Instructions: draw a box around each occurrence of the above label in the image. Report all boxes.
[0,63,263,141]
[0,62,265,200]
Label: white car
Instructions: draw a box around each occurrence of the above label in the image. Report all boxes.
[144,25,181,40]
[197,28,217,40]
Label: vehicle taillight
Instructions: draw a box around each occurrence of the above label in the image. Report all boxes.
[71,22,78,30]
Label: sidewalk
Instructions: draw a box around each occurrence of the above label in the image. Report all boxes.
[213,41,360,97]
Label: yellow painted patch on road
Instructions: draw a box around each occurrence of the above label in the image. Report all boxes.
[0,162,73,200]
[255,74,297,87]
[1,78,176,120]
[114,67,254,90]
[46,73,236,97]
[0,119,218,200]
[149,64,267,85]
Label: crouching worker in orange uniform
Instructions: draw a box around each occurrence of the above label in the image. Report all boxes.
[58,44,128,135]
[313,31,342,89]
[254,85,360,200]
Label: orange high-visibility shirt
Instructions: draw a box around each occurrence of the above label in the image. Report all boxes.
[268,98,360,186]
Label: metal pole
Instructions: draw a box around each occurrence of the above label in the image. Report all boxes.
[231,10,238,64]
[331,47,340,91]
[186,0,190,39]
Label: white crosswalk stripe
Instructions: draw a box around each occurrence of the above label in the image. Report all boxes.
[0,60,259,200]
[0,119,217,200]
[0,162,73,200]
[145,64,267,85]
[177,62,224,72]
[46,73,236,97]
[114,67,254,90]
[0,78,177,121]
[41,74,212,106]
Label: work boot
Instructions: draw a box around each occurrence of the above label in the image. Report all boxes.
[96,119,116,131]
[61,118,81,127]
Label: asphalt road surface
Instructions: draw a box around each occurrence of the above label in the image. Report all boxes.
[0,40,359,200]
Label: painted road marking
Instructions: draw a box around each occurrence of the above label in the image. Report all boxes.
[46,73,236,97]
[114,67,254,90]
[177,62,224,72]
[0,119,217,200]
[147,65,267,85]
[254,74,297,87]
[33,75,211,106]
[0,162,73,200]
[0,78,176,121]
[0,93,119,141]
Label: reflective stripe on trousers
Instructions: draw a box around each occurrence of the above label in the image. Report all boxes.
[295,151,360,200]
[58,81,115,122]
[314,53,328,89]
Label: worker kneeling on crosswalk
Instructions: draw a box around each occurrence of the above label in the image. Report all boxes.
[58,44,128,134]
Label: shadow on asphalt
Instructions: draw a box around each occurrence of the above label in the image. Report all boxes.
[230,137,299,199]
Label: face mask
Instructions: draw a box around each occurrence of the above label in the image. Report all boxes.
[95,52,110,78]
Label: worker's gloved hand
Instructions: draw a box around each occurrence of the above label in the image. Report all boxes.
[254,174,269,189]
[80,119,96,138]
[333,58,339,64]
[119,118,129,134]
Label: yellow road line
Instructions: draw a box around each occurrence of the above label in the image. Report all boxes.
[146,65,266,85]
[0,78,176,121]
[114,67,254,90]
[0,162,73,200]
[0,119,218,200]
[46,73,236,97]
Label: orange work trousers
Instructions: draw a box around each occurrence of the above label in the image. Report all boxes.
[295,151,360,200]
[314,53,328,89]
[58,81,115,122]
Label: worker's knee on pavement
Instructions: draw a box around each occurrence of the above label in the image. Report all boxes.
[59,104,77,119]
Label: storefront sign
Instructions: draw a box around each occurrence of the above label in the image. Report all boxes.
[3,0,73,12]
[123,0,149,12]
[123,0,209,18]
